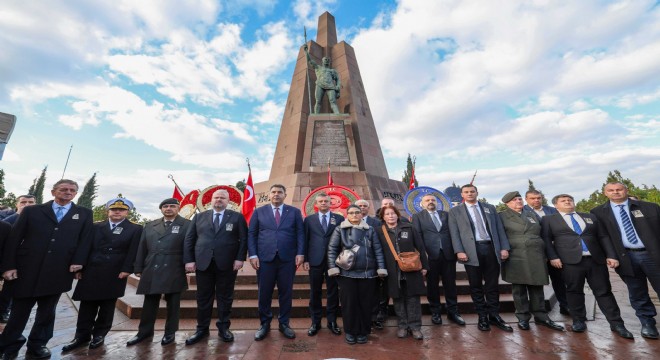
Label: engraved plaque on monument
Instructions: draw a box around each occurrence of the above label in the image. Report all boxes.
[310,120,351,166]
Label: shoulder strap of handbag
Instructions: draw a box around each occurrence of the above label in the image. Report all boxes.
[381,224,401,261]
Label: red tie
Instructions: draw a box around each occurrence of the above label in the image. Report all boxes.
[275,207,281,226]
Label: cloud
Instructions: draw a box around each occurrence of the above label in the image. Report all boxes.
[292,0,338,29]
[251,100,284,124]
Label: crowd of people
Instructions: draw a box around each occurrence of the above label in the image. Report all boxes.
[0,179,657,359]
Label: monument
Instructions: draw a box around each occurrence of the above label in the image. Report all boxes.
[253,12,408,210]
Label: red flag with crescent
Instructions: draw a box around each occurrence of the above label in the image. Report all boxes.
[172,185,184,201]
[409,164,416,190]
[243,170,256,224]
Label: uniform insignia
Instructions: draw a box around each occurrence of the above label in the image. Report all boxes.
[226,223,233,231]
[632,210,644,218]
[330,217,336,225]
[584,218,593,224]
[527,217,536,223]
[401,231,409,239]
[72,214,79,220]
[113,226,123,234]
[171,225,180,234]
[483,208,491,214]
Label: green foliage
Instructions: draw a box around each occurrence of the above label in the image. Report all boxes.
[495,202,508,212]
[77,173,98,209]
[28,166,47,204]
[402,153,419,187]
[93,204,150,225]
[0,169,5,199]
[0,169,17,208]
[576,170,660,212]
[235,179,246,192]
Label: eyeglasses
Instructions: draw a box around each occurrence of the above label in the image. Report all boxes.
[347,211,361,215]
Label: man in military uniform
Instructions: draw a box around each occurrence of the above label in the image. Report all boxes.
[303,44,341,114]
[63,197,142,352]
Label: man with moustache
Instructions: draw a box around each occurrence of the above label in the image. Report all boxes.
[0,180,92,360]
[542,194,633,338]
[524,190,569,315]
[248,184,305,341]
[449,184,512,332]
[591,182,660,339]
[303,193,344,336]
[63,197,142,352]
[413,194,465,326]
[183,189,248,345]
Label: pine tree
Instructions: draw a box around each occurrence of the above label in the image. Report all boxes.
[28,166,47,204]
[402,154,418,188]
[77,173,98,209]
[235,179,246,192]
[0,169,6,199]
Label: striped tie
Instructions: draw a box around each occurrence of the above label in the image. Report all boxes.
[617,205,639,244]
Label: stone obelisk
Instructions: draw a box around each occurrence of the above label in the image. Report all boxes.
[253,12,408,208]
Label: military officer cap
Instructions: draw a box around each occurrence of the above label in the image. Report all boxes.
[159,198,180,208]
[501,191,522,204]
[106,197,134,211]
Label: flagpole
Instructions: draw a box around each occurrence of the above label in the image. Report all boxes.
[168,174,184,195]
[61,145,73,179]
[304,26,313,114]
[470,170,478,185]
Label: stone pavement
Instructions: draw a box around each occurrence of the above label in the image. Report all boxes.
[1,269,658,359]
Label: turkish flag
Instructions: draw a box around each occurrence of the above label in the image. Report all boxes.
[172,186,184,201]
[409,165,416,190]
[243,170,256,224]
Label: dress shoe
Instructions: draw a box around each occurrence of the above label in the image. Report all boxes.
[89,336,105,349]
[1,352,18,360]
[254,324,270,341]
[345,333,356,344]
[161,333,176,345]
[478,316,491,331]
[610,324,634,339]
[448,313,466,326]
[126,333,152,346]
[62,337,90,352]
[535,319,564,331]
[641,323,659,339]
[559,306,570,315]
[371,320,384,330]
[279,323,296,339]
[396,328,408,338]
[431,313,442,325]
[307,323,321,336]
[571,320,587,333]
[218,329,234,342]
[327,321,342,335]
[185,330,209,345]
[25,346,51,359]
[411,329,424,340]
[356,335,368,344]
[489,315,513,332]
[518,320,530,330]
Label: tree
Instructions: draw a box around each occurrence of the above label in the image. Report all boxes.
[527,179,548,206]
[28,166,47,204]
[0,169,5,199]
[77,173,98,209]
[402,153,418,188]
[235,179,246,192]
[93,204,150,225]
[576,170,660,212]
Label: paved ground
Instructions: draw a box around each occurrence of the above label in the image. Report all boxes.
[1,268,658,359]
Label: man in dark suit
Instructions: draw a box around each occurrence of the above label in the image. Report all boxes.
[0,179,93,360]
[591,182,660,339]
[303,192,344,336]
[524,189,569,315]
[63,197,142,352]
[542,193,633,338]
[449,184,512,332]
[356,199,379,228]
[183,189,248,345]
[413,194,465,326]
[248,184,304,341]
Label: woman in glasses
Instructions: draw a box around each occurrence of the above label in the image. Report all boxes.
[327,204,387,345]
[377,204,429,340]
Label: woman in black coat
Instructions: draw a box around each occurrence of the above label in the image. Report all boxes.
[377,204,429,340]
[327,205,387,345]
[64,198,142,352]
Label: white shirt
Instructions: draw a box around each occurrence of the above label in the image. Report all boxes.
[466,203,490,241]
[558,211,590,256]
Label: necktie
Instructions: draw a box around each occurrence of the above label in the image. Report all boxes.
[569,213,589,252]
[471,205,490,240]
[431,211,441,232]
[56,206,65,222]
[275,207,281,226]
[213,213,220,232]
[321,214,328,232]
[111,223,117,230]
[617,205,638,244]
[165,220,172,228]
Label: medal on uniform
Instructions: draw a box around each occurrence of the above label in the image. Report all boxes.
[226,223,233,231]
[484,208,491,214]
[632,210,644,218]
[401,231,409,239]
[527,217,536,223]
[72,214,79,220]
[584,218,593,224]
[113,226,123,234]
[171,225,180,234]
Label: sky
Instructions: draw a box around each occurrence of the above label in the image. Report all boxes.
[1,0,659,218]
